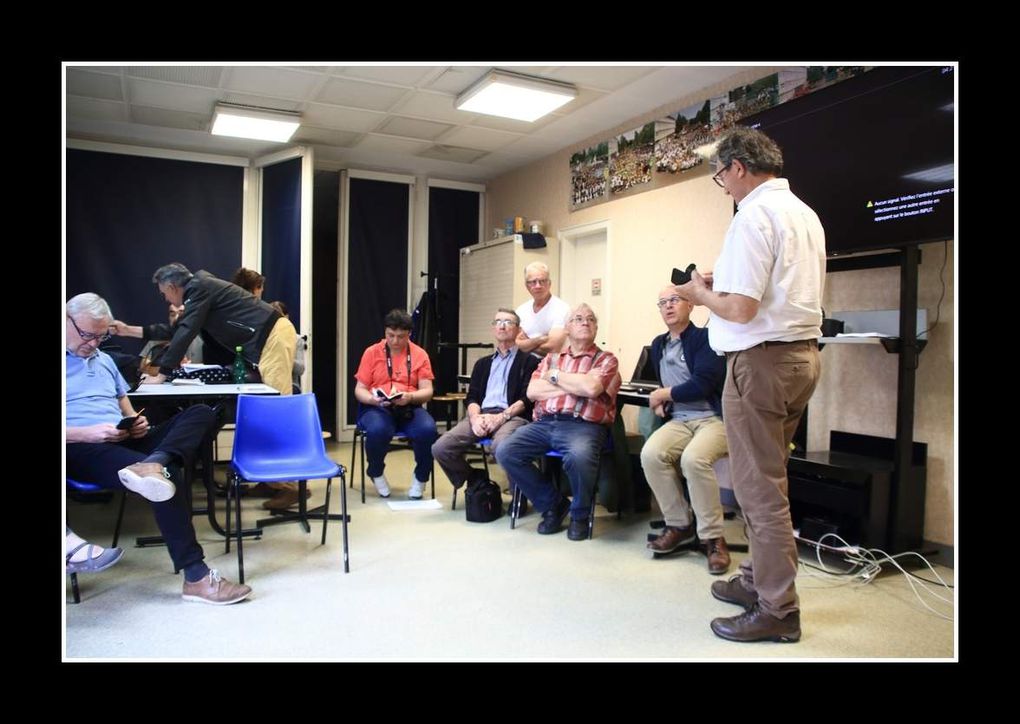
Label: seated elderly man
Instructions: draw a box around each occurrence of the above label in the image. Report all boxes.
[496,304,621,541]
[642,286,730,574]
[432,308,539,504]
[65,293,250,605]
[353,309,438,499]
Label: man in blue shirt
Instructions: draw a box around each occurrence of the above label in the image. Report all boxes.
[65,293,250,605]
[432,308,539,505]
[641,286,730,574]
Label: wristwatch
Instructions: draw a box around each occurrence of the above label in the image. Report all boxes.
[549,370,559,385]
[502,411,512,422]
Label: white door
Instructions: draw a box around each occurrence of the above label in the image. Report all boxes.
[560,226,609,348]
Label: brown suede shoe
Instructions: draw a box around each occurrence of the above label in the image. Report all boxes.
[704,537,731,575]
[646,524,696,553]
[262,488,312,510]
[711,575,758,610]
[710,604,800,643]
[182,569,252,605]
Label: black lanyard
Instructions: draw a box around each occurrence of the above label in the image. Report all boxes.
[385,344,412,386]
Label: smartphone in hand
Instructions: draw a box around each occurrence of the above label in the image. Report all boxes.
[116,408,145,430]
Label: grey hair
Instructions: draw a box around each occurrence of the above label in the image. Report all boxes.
[66,292,112,322]
[151,262,194,287]
[569,302,597,324]
[495,307,520,326]
[716,126,783,177]
[523,261,550,278]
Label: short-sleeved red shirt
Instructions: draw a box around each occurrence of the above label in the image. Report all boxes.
[354,339,434,393]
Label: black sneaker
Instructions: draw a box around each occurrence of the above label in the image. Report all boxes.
[567,517,589,541]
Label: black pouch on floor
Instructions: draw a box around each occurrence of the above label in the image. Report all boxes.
[465,479,503,522]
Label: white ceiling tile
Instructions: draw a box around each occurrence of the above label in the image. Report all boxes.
[67,70,123,101]
[125,66,226,87]
[355,135,432,154]
[127,78,219,114]
[544,65,659,91]
[130,105,211,132]
[439,126,520,152]
[220,93,303,112]
[392,91,476,124]
[66,97,127,123]
[341,66,444,86]
[224,67,324,100]
[302,103,385,132]
[417,145,488,163]
[377,116,453,140]
[316,77,410,111]
[292,126,361,147]
[424,66,491,93]
[71,65,123,75]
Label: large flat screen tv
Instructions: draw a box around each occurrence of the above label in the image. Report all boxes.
[741,66,955,257]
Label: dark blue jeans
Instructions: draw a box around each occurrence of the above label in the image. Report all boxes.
[66,404,217,573]
[495,416,607,520]
[358,405,438,482]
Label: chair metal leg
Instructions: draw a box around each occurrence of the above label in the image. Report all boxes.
[360,430,366,504]
[452,488,458,511]
[339,468,350,573]
[321,479,332,545]
[111,490,126,548]
[70,572,81,603]
[234,474,246,584]
[511,486,520,529]
[224,474,232,554]
[349,428,357,489]
[588,454,602,540]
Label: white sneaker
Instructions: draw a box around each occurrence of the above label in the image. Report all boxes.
[408,476,426,500]
[371,475,391,498]
[117,462,176,502]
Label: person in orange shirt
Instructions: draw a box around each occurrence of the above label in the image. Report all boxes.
[353,309,438,499]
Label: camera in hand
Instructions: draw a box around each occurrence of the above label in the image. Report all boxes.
[671,263,697,286]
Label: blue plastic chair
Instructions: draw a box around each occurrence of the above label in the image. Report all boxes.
[227,393,349,581]
[350,405,435,504]
[66,478,126,603]
[511,432,616,538]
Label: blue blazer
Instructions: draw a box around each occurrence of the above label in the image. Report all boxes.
[649,322,725,418]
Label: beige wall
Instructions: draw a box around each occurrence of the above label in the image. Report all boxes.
[482,69,955,547]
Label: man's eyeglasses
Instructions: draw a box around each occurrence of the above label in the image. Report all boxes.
[569,315,596,324]
[656,295,682,309]
[67,316,112,343]
[712,161,733,188]
[491,319,517,328]
[525,278,549,287]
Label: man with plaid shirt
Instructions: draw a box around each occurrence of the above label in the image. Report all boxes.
[496,303,621,541]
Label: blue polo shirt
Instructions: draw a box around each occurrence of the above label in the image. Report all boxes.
[481,346,517,410]
[66,349,127,428]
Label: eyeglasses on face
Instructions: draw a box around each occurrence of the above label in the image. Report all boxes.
[569,315,596,324]
[656,295,682,309]
[491,319,517,328]
[68,316,112,343]
[525,278,549,287]
[712,161,733,187]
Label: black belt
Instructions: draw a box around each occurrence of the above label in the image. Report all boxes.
[541,413,600,423]
[759,338,817,348]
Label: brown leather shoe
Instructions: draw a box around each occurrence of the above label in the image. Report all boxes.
[262,488,312,510]
[704,537,731,575]
[182,569,252,605]
[711,575,758,610]
[710,604,800,643]
[646,524,696,553]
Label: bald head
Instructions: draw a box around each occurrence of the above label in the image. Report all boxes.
[657,285,693,333]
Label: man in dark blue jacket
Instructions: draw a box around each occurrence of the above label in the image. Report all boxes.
[432,308,539,504]
[641,286,731,574]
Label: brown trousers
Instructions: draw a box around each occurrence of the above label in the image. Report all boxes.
[723,339,820,618]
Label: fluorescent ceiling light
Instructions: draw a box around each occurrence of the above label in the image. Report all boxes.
[455,70,576,122]
[211,104,301,142]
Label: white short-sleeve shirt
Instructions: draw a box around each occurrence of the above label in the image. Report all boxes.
[515,294,571,340]
[709,178,826,353]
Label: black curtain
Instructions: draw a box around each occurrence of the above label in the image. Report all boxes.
[346,178,409,426]
[66,150,243,355]
[261,158,302,330]
[313,170,340,437]
[427,186,479,393]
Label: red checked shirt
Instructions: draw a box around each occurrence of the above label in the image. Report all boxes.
[531,344,621,425]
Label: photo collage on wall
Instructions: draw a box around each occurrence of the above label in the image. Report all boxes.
[569,66,869,211]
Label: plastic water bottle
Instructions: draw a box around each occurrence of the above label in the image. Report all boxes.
[232,345,246,384]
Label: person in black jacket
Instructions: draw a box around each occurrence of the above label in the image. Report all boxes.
[641,285,731,574]
[432,308,539,503]
[111,263,297,396]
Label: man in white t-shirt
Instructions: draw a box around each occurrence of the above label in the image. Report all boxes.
[678,127,825,644]
[515,261,571,356]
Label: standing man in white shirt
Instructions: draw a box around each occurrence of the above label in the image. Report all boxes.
[678,127,825,643]
[515,262,571,356]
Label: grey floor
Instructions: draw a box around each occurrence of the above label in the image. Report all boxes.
[64,441,955,661]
